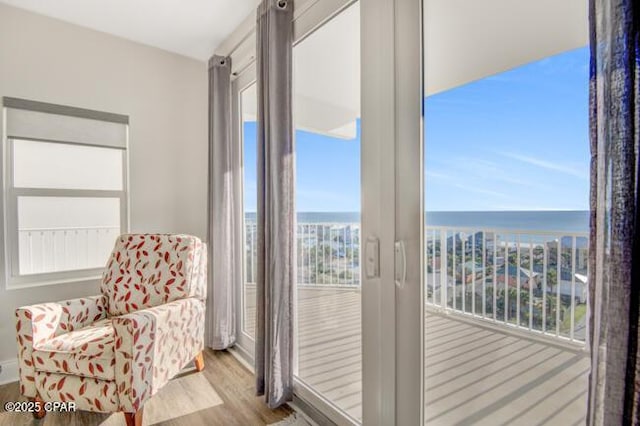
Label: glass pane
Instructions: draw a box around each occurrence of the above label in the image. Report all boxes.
[423,1,590,423]
[294,2,362,421]
[242,83,257,339]
[13,139,123,190]
[18,197,120,275]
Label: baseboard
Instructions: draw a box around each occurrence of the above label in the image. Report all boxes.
[227,345,255,373]
[291,394,336,426]
[0,359,18,385]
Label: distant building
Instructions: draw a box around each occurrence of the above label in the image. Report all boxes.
[495,264,539,289]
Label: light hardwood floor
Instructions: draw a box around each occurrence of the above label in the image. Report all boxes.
[0,349,292,426]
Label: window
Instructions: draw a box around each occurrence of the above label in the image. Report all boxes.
[241,82,257,340]
[3,98,128,288]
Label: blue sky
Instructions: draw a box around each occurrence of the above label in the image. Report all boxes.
[244,46,589,213]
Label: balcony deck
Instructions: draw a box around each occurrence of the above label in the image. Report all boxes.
[246,286,589,424]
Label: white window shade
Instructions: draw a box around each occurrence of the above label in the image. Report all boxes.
[3,97,129,288]
[17,197,121,230]
[17,197,121,275]
[5,108,127,148]
[4,97,127,149]
[13,140,123,190]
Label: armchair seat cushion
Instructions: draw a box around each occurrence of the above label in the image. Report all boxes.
[32,318,115,381]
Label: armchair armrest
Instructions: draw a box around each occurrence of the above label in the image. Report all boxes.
[15,295,108,397]
[112,297,205,412]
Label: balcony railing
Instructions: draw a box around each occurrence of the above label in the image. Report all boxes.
[245,221,588,345]
[425,226,588,344]
[245,222,361,287]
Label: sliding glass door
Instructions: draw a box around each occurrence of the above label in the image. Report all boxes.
[230,1,590,424]
[292,3,362,422]
[234,2,370,424]
[419,0,591,424]
[234,69,258,359]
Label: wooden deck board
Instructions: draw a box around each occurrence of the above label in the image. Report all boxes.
[244,285,589,424]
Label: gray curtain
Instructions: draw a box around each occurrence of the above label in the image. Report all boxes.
[207,55,238,350]
[255,0,295,408]
[588,0,639,423]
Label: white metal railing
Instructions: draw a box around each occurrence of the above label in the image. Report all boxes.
[245,221,588,344]
[245,222,360,288]
[424,226,589,344]
[18,226,120,275]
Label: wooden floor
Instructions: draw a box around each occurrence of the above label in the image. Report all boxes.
[3,286,589,425]
[247,286,589,424]
[0,349,292,426]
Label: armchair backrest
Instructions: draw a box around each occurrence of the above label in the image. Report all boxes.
[101,234,207,316]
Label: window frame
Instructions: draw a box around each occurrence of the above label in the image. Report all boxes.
[233,64,258,360]
[2,109,129,290]
[229,2,368,424]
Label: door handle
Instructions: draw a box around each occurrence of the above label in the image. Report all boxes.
[365,236,379,278]
[395,240,406,288]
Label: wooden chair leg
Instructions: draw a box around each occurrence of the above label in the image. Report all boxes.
[30,396,46,419]
[123,408,143,426]
[194,351,205,372]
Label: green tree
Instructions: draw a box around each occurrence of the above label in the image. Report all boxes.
[546,269,557,293]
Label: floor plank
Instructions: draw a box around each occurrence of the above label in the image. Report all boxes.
[245,285,588,424]
[0,350,292,426]
[4,284,589,425]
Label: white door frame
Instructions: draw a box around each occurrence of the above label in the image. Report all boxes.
[393,0,424,423]
[229,0,424,423]
[232,64,258,364]
[361,0,423,424]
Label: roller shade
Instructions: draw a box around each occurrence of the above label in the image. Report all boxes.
[3,97,128,149]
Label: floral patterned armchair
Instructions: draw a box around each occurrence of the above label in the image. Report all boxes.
[15,234,207,426]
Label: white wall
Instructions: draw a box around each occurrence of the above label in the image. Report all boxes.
[0,3,208,365]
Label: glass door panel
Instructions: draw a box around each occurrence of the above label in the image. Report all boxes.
[293,2,362,422]
[242,83,258,340]
[423,0,591,424]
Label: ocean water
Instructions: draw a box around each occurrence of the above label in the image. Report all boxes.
[245,210,589,233]
[424,211,589,233]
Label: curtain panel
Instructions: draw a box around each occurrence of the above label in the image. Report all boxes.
[588,0,639,423]
[207,55,239,350]
[255,0,295,409]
